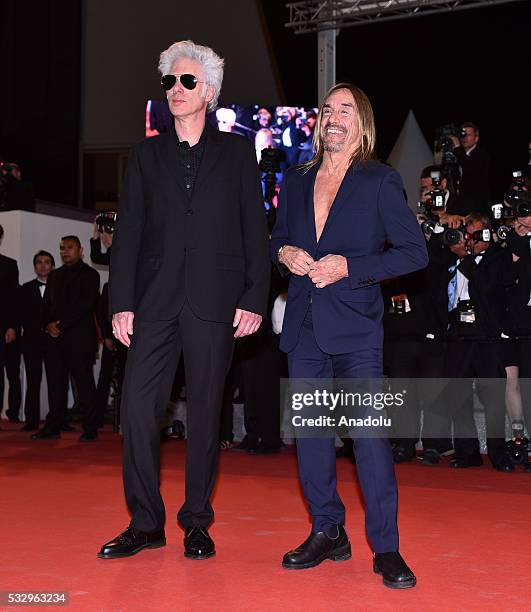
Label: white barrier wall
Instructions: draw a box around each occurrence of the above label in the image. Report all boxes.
[0,210,109,420]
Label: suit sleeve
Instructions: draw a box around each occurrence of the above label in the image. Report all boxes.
[90,238,111,266]
[235,141,271,317]
[109,146,146,314]
[346,170,428,288]
[57,269,100,332]
[6,259,19,329]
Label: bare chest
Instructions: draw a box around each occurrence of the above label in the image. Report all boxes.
[313,170,345,241]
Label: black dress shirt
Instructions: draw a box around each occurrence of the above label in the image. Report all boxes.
[176,129,206,198]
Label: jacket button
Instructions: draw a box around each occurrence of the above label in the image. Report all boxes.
[186,209,193,215]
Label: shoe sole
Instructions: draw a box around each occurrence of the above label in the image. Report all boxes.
[184,550,216,560]
[97,539,166,559]
[374,567,417,589]
[282,543,352,570]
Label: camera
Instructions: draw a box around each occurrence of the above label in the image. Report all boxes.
[95,211,117,234]
[504,171,531,218]
[442,226,467,246]
[434,124,465,154]
[427,170,446,210]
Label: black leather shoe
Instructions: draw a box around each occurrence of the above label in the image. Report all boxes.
[282,525,351,570]
[393,446,415,463]
[184,526,215,559]
[492,455,515,472]
[98,526,166,559]
[248,442,280,455]
[233,436,259,452]
[450,454,483,468]
[419,449,441,466]
[373,552,416,589]
[21,424,39,432]
[61,424,76,432]
[31,429,60,440]
[79,432,98,442]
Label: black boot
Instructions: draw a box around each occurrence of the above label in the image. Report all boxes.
[282,525,351,570]
[373,552,416,589]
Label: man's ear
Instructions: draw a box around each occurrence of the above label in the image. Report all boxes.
[205,84,215,105]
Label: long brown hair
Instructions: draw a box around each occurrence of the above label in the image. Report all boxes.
[303,83,376,172]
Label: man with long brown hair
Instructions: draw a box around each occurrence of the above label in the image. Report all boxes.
[271,83,427,588]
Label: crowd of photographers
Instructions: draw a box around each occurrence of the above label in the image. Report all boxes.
[383,123,531,472]
[1,121,530,471]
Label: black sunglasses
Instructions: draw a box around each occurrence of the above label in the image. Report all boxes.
[161,73,200,91]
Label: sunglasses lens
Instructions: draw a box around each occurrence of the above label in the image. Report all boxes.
[180,74,198,90]
[161,74,176,91]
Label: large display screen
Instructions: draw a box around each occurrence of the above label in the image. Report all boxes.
[146,100,318,222]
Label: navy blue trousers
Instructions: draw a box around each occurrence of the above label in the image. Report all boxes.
[287,307,399,553]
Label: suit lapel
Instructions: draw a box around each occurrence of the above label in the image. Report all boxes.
[302,163,319,251]
[157,132,188,201]
[318,163,363,245]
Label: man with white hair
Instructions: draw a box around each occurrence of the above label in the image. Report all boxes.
[99,40,269,560]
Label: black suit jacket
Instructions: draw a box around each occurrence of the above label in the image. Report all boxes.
[453,145,491,213]
[501,231,531,336]
[19,279,47,352]
[109,123,270,323]
[43,261,100,352]
[437,244,507,340]
[445,193,475,216]
[0,253,19,332]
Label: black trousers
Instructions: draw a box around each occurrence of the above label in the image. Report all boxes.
[515,338,531,430]
[45,342,98,434]
[122,302,234,533]
[1,338,22,420]
[239,328,284,447]
[427,339,507,464]
[386,338,452,453]
[22,348,53,427]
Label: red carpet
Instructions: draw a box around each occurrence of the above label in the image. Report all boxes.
[1,424,530,611]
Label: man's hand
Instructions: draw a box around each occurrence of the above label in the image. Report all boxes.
[233,308,262,338]
[308,254,348,288]
[46,321,61,338]
[438,213,464,229]
[514,217,531,237]
[450,135,461,148]
[279,245,314,276]
[5,328,16,343]
[101,232,113,249]
[112,311,134,347]
[93,221,101,240]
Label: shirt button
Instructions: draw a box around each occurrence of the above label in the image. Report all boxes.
[186,184,191,189]
[186,164,191,169]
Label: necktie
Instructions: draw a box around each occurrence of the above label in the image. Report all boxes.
[447,264,458,312]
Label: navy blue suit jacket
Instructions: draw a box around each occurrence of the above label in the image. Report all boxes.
[270,160,428,354]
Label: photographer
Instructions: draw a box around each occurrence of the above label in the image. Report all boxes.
[501,187,531,445]
[426,213,510,470]
[90,212,115,266]
[419,165,475,224]
[450,122,491,214]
